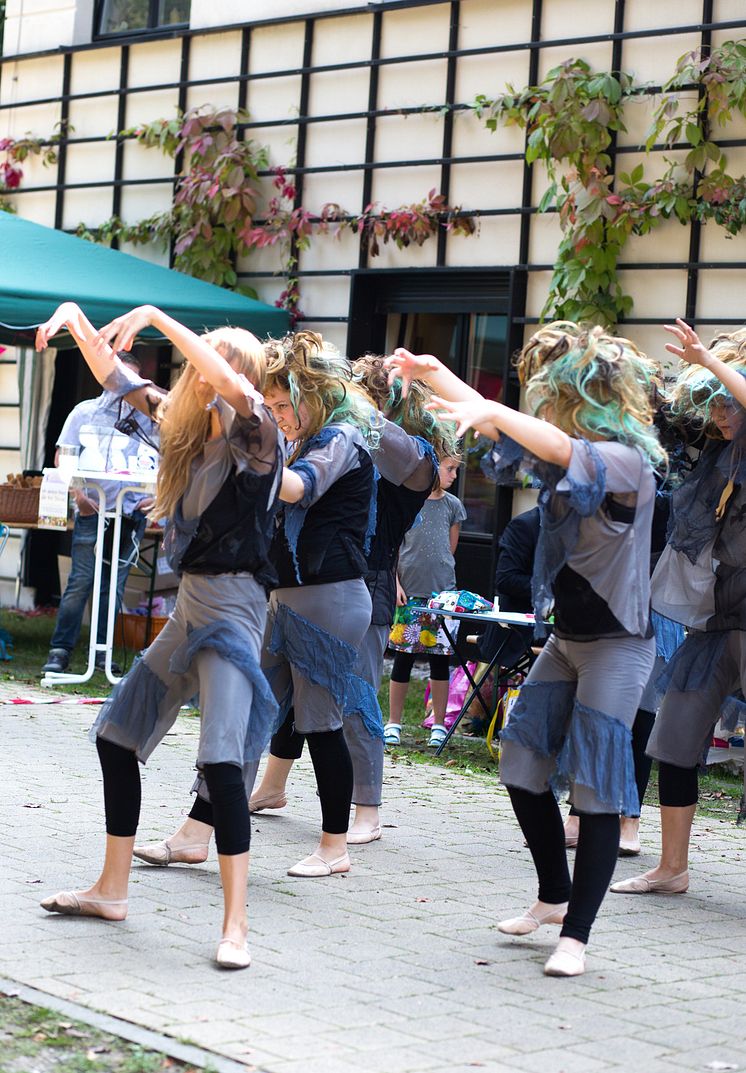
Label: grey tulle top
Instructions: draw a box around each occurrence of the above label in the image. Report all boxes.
[484,435,655,637]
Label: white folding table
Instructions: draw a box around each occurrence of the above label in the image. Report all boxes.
[41,469,157,688]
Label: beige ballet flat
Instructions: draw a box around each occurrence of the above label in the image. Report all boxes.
[287,851,350,877]
[346,824,382,845]
[40,890,128,920]
[249,791,288,813]
[498,902,568,935]
[610,869,689,895]
[618,835,641,857]
[132,839,209,866]
[215,938,251,970]
[544,945,586,977]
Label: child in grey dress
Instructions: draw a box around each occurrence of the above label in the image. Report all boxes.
[386,455,466,748]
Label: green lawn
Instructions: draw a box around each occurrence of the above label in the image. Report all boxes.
[1,608,743,822]
[0,996,206,1073]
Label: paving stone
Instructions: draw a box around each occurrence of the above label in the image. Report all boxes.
[2,687,745,1073]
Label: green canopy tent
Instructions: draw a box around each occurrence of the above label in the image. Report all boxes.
[0,211,289,347]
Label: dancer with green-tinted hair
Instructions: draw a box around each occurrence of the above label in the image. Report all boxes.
[386,322,666,978]
[611,320,746,899]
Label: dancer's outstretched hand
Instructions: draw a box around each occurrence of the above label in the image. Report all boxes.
[384,347,439,396]
[427,394,500,438]
[664,318,712,368]
[35,302,79,350]
[97,304,156,353]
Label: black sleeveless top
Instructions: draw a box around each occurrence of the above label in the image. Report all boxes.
[176,463,281,593]
[273,443,374,588]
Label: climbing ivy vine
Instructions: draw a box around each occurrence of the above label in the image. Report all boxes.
[2,39,745,327]
[473,40,746,326]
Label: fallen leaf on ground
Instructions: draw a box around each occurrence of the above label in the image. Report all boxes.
[416,897,431,903]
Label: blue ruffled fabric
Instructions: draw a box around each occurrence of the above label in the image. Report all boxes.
[554,700,639,816]
[556,440,607,516]
[89,656,169,758]
[344,673,385,740]
[284,426,344,583]
[168,621,281,761]
[500,680,639,815]
[651,609,685,662]
[499,680,576,756]
[655,630,728,703]
[268,601,358,708]
[719,692,746,732]
[480,435,529,485]
[668,427,746,565]
[365,467,380,557]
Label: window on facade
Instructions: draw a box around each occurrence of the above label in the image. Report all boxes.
[97,0,189,36]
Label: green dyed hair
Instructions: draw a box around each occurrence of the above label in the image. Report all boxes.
[517,321,667,469]
[351,353,461,461]
[668,327,746,437]
[264,331,379,460]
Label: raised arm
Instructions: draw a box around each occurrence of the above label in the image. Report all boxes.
[97,305,262,418]
[428,394,572,468]
[35,302,164,420]
[385,348,483,404]
[664,318,746,411]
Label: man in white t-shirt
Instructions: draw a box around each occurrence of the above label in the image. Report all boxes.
[41,354,159,675]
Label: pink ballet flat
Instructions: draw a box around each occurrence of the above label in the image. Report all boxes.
[497,902,568,935]
[40,890,128,920]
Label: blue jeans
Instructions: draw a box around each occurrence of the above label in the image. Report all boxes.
[50,512,147,652]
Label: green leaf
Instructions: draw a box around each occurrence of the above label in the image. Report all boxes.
[686,122,702,145]
[631,163,644,183]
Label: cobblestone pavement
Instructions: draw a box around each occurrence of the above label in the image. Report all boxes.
[2,682,745,1073]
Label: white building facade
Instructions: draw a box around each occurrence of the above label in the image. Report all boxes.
[1,0,745,602]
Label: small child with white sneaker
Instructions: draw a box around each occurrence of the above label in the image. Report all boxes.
[385,455,466,748]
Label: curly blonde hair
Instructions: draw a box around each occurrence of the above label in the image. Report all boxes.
[151,327,266,520]
[264,331,377,461]
[516,321,667,468]
[668,327,746,437]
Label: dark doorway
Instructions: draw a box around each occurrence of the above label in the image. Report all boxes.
[347,269,519,598]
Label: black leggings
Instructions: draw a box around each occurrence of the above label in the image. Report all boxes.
[570,706,656,819]
[267,709,354,833]
[96,737,251,855]
[390,652,450,683]
[658,760,699,807]
[508,786,620,945]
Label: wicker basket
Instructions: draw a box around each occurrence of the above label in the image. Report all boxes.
[116,611,168,652]
[0,484,41,524]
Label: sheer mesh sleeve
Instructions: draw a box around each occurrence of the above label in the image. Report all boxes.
[373,417,437,492]
[221,382,283,480]
[102,363,166,422]
[291,425,366,509]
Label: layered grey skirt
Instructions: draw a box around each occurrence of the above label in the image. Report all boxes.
[344,623,388,806]
[91,572,278,771]
[500,633,656,815]
[262,578,372,733]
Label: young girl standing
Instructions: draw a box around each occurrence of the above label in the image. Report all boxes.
[385,454,466,749]
[387,323,666,977]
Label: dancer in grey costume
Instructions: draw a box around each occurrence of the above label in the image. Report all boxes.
[386,321,667,978]
[35,301,283,970]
